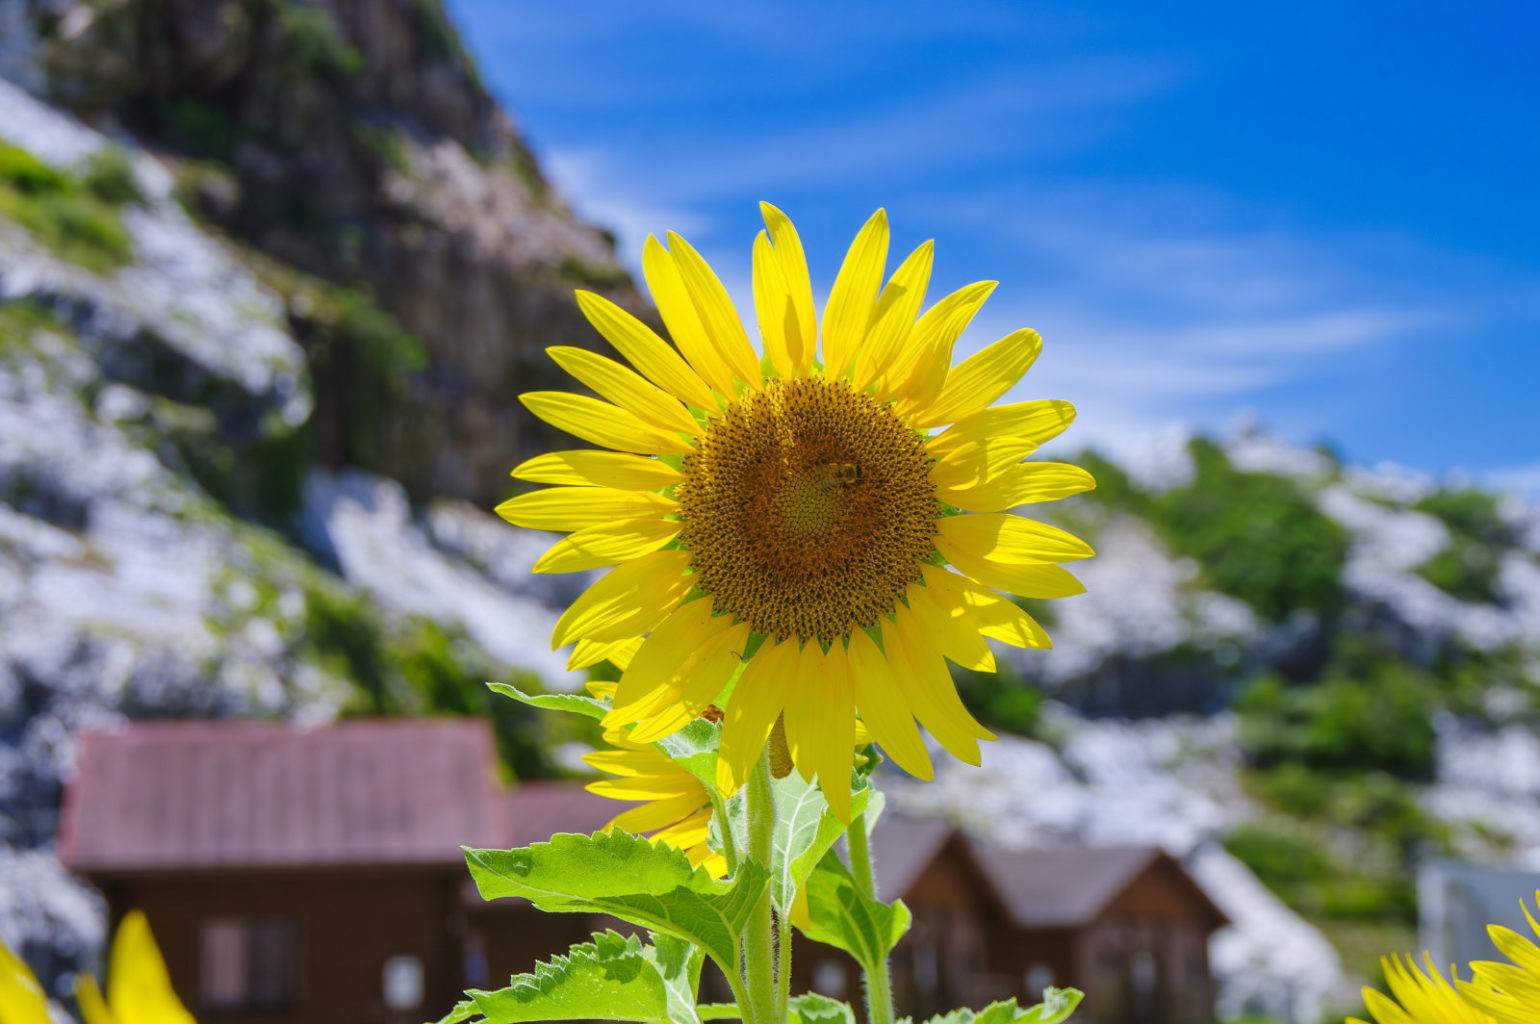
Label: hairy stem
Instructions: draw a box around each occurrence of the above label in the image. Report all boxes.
[743,750,778,1024]
[775,906,792,1022]
[847,809,896,1024]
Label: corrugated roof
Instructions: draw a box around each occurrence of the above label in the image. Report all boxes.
[60,718,508,873]
[505,781,620,846]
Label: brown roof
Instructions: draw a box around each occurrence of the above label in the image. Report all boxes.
[968,844,1228,929]
[869,815,955,897]
[505,781,620,846]
[60,718,508,874]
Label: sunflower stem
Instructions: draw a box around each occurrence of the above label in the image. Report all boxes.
[848,809,896,1024]
[775,906,792,1023]
[743,750,779,1024]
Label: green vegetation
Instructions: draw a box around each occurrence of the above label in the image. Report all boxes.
[1413,488,1512,604]
[1235,665,1436,780]
[277,2,364,79]
[559,253,630,288]
[155,98,241,162]
[80,148,144,205]
[1078,440,1350,622]
[299,581,574,779]
[0,142,133,272]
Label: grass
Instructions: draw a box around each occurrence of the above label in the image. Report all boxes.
[0,142,134,272]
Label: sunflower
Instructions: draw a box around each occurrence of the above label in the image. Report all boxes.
[584,728,727,877]
[1352,954,1495,1024]
[500,205,1093,822]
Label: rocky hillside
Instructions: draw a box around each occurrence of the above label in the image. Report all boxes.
[3,4,1539,1022]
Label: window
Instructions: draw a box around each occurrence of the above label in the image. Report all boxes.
[199,917,299,1012]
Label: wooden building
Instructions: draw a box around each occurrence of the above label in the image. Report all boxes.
[61,719,1226,1024]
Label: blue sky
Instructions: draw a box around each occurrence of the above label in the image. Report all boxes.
[447,1,1540,491]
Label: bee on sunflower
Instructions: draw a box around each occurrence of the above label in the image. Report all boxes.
[500,205,1093,824]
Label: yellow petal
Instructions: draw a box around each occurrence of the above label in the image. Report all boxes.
[784,643,855,822]
[667,231,762,387]
[928,400,1078,461]
[569,635,643,672]
[937,513,1095,565]
[753,231,798,378]
[881,611,993,765]
[607,598,722,720]
[887,281,996,405]
[643,235,737,395]
[75,975,116,1024]
[905,582,996,672]
[938,462,1097,512]
[1491,924,1540,976]
[822,209,889,377]
[521,391,693,455]
[587,776,701,800]
[512,449,684,489]
[940,544,1088,600]
[608,792,710,835]
[582,747,673,778]
[654,807,715,849]
[575,290,716,409]
[626,622,752,743]
[904,328,1042,429]
[108,911,196,1024]
[854,241,933,392]
[552,549,694,648]
[716,638,796,794]
[496,486,677,532]
[547,346,700,436]
[533,518,681,573]
[845,630,933,780]
[930,436,1039,493]
[1,938,53,1024]
[921,564,1053,649]
[760,203,817,372]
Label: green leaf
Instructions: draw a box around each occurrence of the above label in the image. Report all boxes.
[464,830,768,971]
[917,989,1084,1024]
[644,931,706,1024]
[769,773,869,910]
[788,993,856,1024]
[794,847,910,971]
[461,931,698,1024]
[697,1005,741,1021]
[657,717,720,787]
[429,999,479,1024]
[486,682,606,720]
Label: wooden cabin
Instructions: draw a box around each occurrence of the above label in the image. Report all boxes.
[61,719,1226,1024]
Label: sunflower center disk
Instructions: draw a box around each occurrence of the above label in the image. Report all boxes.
[677,376,941,644]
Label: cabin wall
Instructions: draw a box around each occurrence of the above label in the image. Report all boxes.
[103,868,461,1024]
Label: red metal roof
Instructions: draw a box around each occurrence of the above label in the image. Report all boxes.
[60,718,509,873]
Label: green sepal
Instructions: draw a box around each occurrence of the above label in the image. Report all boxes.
[788,993,856,1024]
[446,931,702,1024]
[793,846,910,970]
[769,772,870,910]
[486,682,606,720]
[464,830,768,972]
[915,990,1084,1024]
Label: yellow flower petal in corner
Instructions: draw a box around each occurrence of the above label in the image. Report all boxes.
[574,290,717,410]
[717,637,797,795]
[569,635,643,672]
[753,231,799,378]
[533,518,682,574]
[822,208,889,378]
[904,328,1042,429]
[928,400,1078,461]
[75,975,116,1024]
[845,630,933,780]
[760,203,817,372]
[496,487,676,532]
[546,346,701,435]
[854,240,933,392]
[552,549,695,648]
[512,450,684,489]
[643,235,738,395]
[784,641,856,822]
[108,911,196,1024]
[886,280,996,405]
[921,564,1053,650]
[937,512,1095,566]
[521,392,692,455]
[667,231,763,388]
[939,462,1097,513]
[0,936,53,1024]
